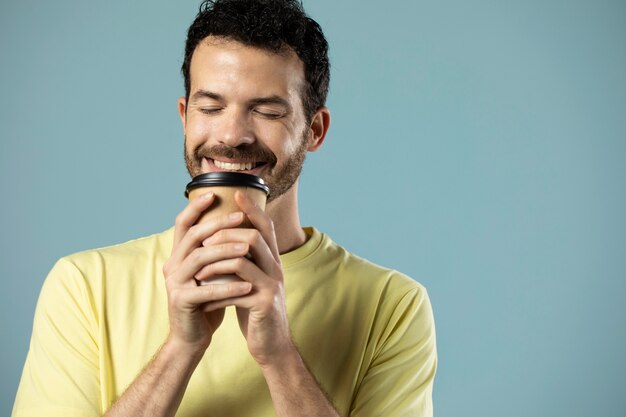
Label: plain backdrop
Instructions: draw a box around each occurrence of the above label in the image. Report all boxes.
[1,1,625,416]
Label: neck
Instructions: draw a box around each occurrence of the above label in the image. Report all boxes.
[265,182,306,254]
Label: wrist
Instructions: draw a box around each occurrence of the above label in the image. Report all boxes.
[162,335,208,367]
[258,345,340,417]
[258,343,305,379]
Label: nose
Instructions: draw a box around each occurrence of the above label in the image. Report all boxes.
[217,108,255,147]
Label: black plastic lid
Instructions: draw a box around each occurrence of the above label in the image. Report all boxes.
[185,172,270,198]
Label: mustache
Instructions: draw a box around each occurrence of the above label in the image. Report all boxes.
[193,144,277,165]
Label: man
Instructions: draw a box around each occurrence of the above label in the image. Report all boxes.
[13,0,437,416]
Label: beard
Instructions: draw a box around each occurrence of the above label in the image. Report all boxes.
[184,133,308,204]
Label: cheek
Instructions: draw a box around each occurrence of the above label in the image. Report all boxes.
[185,115,212,140]
[265,132,296,158]
[254,121,302,154]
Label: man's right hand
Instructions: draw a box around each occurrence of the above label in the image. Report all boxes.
[104,191,253,417]
[162,191,253,357]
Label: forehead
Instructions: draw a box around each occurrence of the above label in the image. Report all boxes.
[189,37,306,100]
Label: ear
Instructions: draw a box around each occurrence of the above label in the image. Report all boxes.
[177,96,187,131]
[306,106,331,152]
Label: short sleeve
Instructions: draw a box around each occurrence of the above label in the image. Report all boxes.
[12,258,101,417]
[350,286,437,417]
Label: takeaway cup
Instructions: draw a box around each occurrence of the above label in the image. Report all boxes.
[185,172,270,284]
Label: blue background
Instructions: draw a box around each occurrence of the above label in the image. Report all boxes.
[1,1,625,416]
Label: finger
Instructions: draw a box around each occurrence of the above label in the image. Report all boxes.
[173,191,216,248]
[200,228,277,276]
[169,211,245,271]
[200,293,256,313]
[235,191,280,261]
[170,280,252,307]
[194,256,269,287]
[200,286,280,313]
[171,242,250,285]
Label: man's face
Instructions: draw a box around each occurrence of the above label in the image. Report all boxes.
[179,37,313,203]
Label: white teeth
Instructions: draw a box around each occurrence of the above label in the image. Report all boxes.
[214,160,255,171]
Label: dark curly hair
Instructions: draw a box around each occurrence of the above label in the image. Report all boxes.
[182,0,330,122]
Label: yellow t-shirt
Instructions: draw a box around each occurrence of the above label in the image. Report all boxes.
[13,227,436,417]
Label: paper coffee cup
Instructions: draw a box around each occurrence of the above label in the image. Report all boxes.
[185,172,270,285]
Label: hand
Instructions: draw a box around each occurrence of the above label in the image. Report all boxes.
[194,191,295,366]
[162,191,253,356]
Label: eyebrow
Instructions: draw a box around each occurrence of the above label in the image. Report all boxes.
[249,95,291,111]
[190,90,223,102]
[190,90,292,112]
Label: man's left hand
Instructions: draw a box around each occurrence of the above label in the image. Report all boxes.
[193,190,294,366]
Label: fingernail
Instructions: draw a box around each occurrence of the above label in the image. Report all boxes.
[229,211,243,221]
[201,191,213,200]
[234,243,247,251]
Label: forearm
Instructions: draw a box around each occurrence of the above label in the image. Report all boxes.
[104,339,202,417]
[261,348,340,417]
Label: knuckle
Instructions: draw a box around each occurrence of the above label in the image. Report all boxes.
[201,284,215,298]
[196,263,209,274]
[231,257,245,270]
[195,225,214,244]
[206,229,221,244]
[245,229,261,245]
[175,212,187,226]
[214,229,227,240]
[162,261,171,276]
[188,248,203,264]
[168,288,183,304]
[196,265,211,279]
[188,224,202,240]
[210,229,221,241]
[204,283,228,299]
[219,243,233,256]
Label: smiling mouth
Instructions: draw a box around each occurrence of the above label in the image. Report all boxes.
[203,158,267,174]
[214,160,258,171]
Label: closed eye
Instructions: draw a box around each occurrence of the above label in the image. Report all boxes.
[253,108,285,119]
[199,107,223,115]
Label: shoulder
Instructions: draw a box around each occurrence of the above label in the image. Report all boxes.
[317,228,427,293]
[293,228,431,314]
[43,228,173,292]
[294,228,437,377]
[60,228,173,273]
